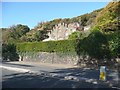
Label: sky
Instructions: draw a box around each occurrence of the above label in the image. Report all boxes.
[2,2,109,29]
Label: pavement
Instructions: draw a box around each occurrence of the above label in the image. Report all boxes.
[1,61,120,88]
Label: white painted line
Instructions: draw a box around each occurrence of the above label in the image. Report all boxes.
[0,65,30,73]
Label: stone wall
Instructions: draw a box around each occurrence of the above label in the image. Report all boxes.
[19,52,120,69]
[21,52,78,65]
[43,22,84,41]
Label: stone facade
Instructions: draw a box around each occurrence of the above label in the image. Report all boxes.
[43,22,84,41]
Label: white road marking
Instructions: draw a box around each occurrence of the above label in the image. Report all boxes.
[0,65,30,73]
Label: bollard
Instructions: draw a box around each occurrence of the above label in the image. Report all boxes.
[99,66,106,81]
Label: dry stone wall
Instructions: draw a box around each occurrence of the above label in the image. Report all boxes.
[21,52,78,65]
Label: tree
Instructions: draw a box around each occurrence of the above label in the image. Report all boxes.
[76,30,111,66]
[2,43,19,61]
[2,28,11,43]
[2,24,30,43]
[34,30,49,41]
[9,24,30,39]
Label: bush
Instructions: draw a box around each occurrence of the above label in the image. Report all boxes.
[2,43,19,61]
[106,32,120,58]
[77,30,109,57]
[75,30,112,66]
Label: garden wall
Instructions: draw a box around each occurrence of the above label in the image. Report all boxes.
[19,52,78,65]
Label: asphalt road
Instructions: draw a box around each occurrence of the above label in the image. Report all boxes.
[1,61,120,88]
[2,62,64,73]
[2,68,112,88]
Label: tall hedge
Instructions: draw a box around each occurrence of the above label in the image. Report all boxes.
[16,31,120,61]
[16,40,77,53]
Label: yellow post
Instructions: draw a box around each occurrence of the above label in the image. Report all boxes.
[100,66,106,81]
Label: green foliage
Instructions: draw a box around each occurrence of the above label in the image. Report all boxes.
[68,31,90,40]
[2,43,19,61]
[68,31,80,40]
[72,8,103,26]
[20,31,36,42]
[106,32,120,57]
[2,28,11,43]
[99,19,119,32]
[17,29,119,60]
[16,40,77,53]
[2,24,30,43]
[95,2,120,32]
[20,30,49,42]
[35,18,62,30]
[75,30,114,66]
[9,24,30,39]
[96,2,120,24]
[34,30,49,41]
[89,2,120,60]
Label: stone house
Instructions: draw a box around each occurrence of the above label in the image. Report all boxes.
[43,22,84,41]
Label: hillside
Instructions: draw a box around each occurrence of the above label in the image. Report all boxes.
[33,8,103,31]
[1,2,119,43]
[21,8,102,41]
[94,2,120,32]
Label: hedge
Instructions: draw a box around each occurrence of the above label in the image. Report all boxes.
[16,40,77,53]
[16,30,120,60]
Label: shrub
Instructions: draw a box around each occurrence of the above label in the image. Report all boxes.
[2,43,19,61]
[106,32,120,58]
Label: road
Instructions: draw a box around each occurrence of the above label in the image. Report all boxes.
[2,68,112,88]
[1,61,120,88]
